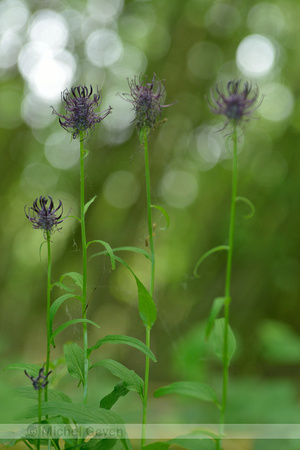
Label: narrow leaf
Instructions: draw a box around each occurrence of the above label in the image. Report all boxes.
[193,245,229,278]
[87,334,156,362]
[136,276,157,330]
[64,343,85,382]
[4,363,41,377]
[114,255,157,329]
[91,359,143,398]
[154,381,220,407]
[151,204,170,230]
[87,240,116,270]
[19,400,125,425]
[236,196,255,219]
[205,297,226,339]
[51,319,100,345]
[90,246,151,261]
[211,318,236,366]
[170,436,216,450]
[49,294,79,337]
[84,195,97,215]
[100,381,130,410]
[12,387,72,403]
[52,272,83,292]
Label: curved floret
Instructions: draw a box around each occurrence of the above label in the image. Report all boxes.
[121,74,173,134]
[24,365,52,391]
[25,196,65,238]
[51,85,112,140]
[209,80,262,130]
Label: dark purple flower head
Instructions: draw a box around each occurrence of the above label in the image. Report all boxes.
[25,365,52,391]
[25,196,65,238]
[51,85,112,140]
[208,80,262,130]
[121,74,173,135]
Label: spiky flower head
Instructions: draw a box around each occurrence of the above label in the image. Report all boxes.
[25,196,65,238]
[51,85,112,140]
[121,73,172,135]
[208,80,262,130]
[24,365,52,391]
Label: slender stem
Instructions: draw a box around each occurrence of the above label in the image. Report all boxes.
[45,233,51,403]
[218,124,238,448]
[37,388,42,450]
[141,129,155,447]
[79,134,88,404]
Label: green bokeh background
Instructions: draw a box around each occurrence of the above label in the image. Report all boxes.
[0,0,300,448]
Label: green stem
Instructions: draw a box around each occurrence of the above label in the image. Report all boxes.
[80,134,88,404]
[218,124,238,448]
[141,129,155,447]
[45,232,51,403]
[37,388,42,450]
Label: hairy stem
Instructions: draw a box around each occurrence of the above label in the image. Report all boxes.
[141,129,155,447]
[45,232,51,403]
[218,124,238,449]
[80,134,88,404]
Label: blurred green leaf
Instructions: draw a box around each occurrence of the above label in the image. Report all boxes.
[210,318,236,366]
[154,381,220,407]
[205,297,226,338]
[91,359,143,399]
[258,320,300,363]
[87,334,156,362]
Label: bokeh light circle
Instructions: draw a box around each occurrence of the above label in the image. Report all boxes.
[160,170,198,208]
[103,171,140,208]
[259,83,294,122]
[85,29,123,67]
[236,34,276,77]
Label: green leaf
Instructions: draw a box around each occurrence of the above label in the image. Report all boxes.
[170,435,216,450]
[236,196,255,219]
[52,272,83,292]
[154,381,220,407]
[64,343,86,382]
[258,320,300,363]
[205,297,226,339]
[100,382,130,410]
[151,204,170,230]
[135,276,157,330]
[87,334,156,362]
[193,245,229,278]
[90,246,151,261]
[114,255,157,330]
[19,400,125,424]
[51,319,100,345]
[210,318,236,366]
[143,443,170,449]
[84,195,97,215]
[4,363,41,377]
[12,387,72,403]
[87,240,116,270]
[49,294,80,344]
[91,359,143,399]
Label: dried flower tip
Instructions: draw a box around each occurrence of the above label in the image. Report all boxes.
[121,73,174,134]
[208,80,263,130]
[24,365,52,391]
[25,196,65,238]
[51,85,112,140]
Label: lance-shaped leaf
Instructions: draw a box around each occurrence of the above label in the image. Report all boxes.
[154,381,220,408]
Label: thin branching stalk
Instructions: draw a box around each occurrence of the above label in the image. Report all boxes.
[79,133,89,404]
[45,232,51,403]
[141,129,155,447]
[217,124,238,449]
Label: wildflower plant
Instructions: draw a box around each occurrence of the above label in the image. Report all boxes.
[120,73,173,445]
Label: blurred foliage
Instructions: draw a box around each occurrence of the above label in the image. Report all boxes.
[0,0,300,444]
